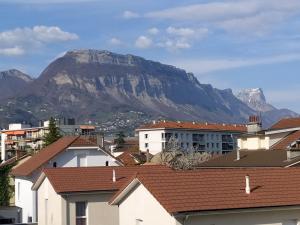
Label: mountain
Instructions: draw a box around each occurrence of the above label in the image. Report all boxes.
[0,49,256,129]
[236,88,298,127]
[0,69,33,100]
[0,49,297,131]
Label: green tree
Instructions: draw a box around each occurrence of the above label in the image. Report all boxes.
[44,117,62,146]
[114,131,125,146]
[0,163,15,206]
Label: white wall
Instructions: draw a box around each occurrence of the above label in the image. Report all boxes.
[238,136,270,150]
[50,148,119,167]
[15,178,35,223]
[119,183,177,225]
[182,208,300,225]
[38,178,64,225]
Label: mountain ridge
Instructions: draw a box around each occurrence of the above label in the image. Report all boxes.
[0,49,297,131]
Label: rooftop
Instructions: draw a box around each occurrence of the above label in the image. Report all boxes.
[197,150,300,168]
[112,167,300,214]
[270,117,300,130]
[137,120,247,132]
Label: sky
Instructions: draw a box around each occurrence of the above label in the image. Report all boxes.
[1,0,300,112]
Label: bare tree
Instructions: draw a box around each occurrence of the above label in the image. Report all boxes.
[152,137,213,170]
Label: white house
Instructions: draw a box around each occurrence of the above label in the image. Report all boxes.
[11,135,122,224]
[111,167,300,225]
[31,165,170,225]
[238,117,300,151]
[136,120,246,155]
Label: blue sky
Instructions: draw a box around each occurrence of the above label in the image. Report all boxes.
[1,0,300,112]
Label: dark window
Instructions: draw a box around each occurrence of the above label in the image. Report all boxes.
[105,161,109,166]
[53,162,57,168]
[76,202,86,225]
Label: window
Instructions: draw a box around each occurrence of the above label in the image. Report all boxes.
[76,202,87,225]
[105,161,109,166]
[17,182,20,201]
[174,133,178,138]
[161,133,165,140]
[52,162,57,168]
[216,143,220,149]
[145,143,148,148]
[136,219,143,225]
[211,143,214,148]
[206,143,209,148]
[144,134,148,139]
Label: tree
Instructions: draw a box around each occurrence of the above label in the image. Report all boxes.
[151,137,213,170]
[0,163,15,206]
[44,117,62,146]
[114,131,126,146]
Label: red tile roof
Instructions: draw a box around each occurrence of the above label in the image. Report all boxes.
[270,117,300,130]
[42,165,171,193]
[271,130,300,150]
[11,136,80,177]
[137,121,246,132]
[113,168,300,214]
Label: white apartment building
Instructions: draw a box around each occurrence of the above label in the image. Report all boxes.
[136,121,247,155]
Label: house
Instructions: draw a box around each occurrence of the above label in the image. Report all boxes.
[198,149,300,168]
[238,117,300,151]
[136,120,246,155]
[32,165,170,225]
[10,135,122,224]
[111,168,300,225]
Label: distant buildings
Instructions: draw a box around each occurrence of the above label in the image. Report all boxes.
[136,120,247,155]
[238,117,300,151]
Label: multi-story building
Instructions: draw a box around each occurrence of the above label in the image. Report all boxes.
[136,120,247,155]
[1,123,49,161]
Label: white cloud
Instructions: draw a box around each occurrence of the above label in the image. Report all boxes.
[0,46,25,56]
[135,36,152,49]
[147,27,159,35]
[166,26,195,37]
[109,37,122,46]
[123,10,139,19]
[0,26,78,56]
[157,39,191,51]
[170,53,300,74]
[145,0,300,36]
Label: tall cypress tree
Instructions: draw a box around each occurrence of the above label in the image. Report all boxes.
[44,117,62,146]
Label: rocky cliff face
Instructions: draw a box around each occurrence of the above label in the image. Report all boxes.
[236,88,298,127]
[0,49,297,130]
[0,69,33,100]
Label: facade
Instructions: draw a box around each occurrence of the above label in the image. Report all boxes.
[32,166,170,225]
[1,123,49,162]
[111,168,300,225]
[11,136,121,224]
[238,117,300,151]
[136,120,246,155]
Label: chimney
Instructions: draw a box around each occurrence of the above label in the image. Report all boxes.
[146,149,150,163]
[96,134,104,148]
[236,148,240,161]
[247,115,262,133]
[245,175,251,194]
[152,120,156,125]
[112,169,116,183]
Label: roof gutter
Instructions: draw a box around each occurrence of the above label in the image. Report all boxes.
[110,178,140,205]
[174,205,300,219]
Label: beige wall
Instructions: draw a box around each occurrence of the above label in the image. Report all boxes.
[38,177,65,225]
[238,136,270,150]
[182,208,300,225]
[66,193,118,225]
[119,183,177,225]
